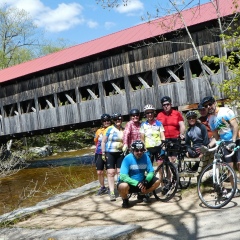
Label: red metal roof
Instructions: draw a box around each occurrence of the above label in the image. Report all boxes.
[0,0,237,83]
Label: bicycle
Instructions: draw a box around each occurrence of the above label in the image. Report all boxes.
[152,140,179,202]
[197,141,240,209]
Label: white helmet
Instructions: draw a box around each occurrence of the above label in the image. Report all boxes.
[143,104,155,112]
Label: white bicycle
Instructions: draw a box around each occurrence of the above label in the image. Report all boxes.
[197,141,240,209]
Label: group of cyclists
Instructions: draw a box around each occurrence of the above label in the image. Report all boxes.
[94,95,240,208]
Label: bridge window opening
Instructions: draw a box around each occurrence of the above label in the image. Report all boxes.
[20,99,35,113]
[57,90,76,106]
[38,95,55,110]
[157,64,184,83]
[129,71,153,90]
[102,78,125,96]
[79,84,99,101]
[3,103,18,117]
[190,58,219,78]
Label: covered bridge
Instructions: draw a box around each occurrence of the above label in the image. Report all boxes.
[0,0,237,140]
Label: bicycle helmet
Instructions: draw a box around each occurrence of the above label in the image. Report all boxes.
[143,104,155,112]
[101,113,111,121]
[111,113,122,121]
[200,96,215,105]
[131,140,145,151]
[161,96,172,104]
[129,109,140,116]
[186,111,198,119]
[197,103,205,110]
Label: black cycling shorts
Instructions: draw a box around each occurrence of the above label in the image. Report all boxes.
[95,153,106,171]
[106,152,124,169]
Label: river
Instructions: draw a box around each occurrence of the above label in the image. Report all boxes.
[0,149,98,216]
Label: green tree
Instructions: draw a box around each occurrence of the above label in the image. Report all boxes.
[0,4,71,69]
[204,23,240,105]
[0,5,40,69]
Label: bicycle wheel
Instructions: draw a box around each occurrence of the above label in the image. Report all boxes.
[178,160,191,189]
[153,162,179,202]
[197,162,237,209]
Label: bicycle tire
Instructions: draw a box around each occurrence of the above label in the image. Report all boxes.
[153,161,179,202]
[197,162,237,209]
[179,176,191,189]
[178,160,191,189]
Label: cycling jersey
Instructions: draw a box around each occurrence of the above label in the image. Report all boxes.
[123,120,141,148]
[209,107,236,141]
[140,120,164,148]
[119,152,154,186]
[156,109,183,138]
[185,122,209,148]
[103,125,124,152]
[94,127,105,154]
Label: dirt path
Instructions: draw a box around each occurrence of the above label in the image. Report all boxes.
[15,184,214,239]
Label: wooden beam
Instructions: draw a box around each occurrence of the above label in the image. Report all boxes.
[86,89,98,99]
[137,76,151,88]
[111,83,122,94]
[65,94,75,104]
[167,69,181,82]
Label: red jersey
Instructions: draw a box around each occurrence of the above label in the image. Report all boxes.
[156,109,184,138]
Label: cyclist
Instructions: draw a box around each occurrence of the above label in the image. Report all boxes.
[197,103,213,139]
[101,113,124,201]
[117,140,160,208]
[122,109,141,154]
[94,114,111,195]
[185,111,210,172]
[140,104,165,164]
[156,96,185,163]
[201,96,240,197]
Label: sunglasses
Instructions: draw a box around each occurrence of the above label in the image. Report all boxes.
[134,149,144,152]
[187,117,196,120]
[102,120,111,122]
[204,103,213,108]
[113,118,122,121]
[145,111,154,115]
[163,103,170,107]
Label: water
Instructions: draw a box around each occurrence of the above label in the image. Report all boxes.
[0,149,98,215]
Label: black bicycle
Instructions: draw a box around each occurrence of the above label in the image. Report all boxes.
[152,140,179,202]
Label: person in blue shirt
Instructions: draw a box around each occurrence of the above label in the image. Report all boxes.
[117,140,160,208]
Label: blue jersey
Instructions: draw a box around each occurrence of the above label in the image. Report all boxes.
[104,125,124,152]
[209,107,236,141]
[120,152,154,183]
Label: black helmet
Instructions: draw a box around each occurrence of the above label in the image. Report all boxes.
[129,109,140,116]
[186,111,198,119]
[200,96,215,105]
[131,140,145,151]
[161,96,172,104]
[101,113,111,121]
[111,113,122,121]
[197,103,205,110]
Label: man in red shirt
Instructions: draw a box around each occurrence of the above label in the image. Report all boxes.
[156,96,185,162]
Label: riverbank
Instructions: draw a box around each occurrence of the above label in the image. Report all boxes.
[1,177,240,239]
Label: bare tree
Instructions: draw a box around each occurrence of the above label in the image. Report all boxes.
[96,0,239,95]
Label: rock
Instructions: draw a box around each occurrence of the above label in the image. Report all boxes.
[28,145,53,157]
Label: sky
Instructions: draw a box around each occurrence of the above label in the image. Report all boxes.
[1,0,210,47]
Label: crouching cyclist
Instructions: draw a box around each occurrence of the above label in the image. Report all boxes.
[117,140,160,208]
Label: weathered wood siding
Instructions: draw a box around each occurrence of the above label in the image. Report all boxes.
[0,27,229,138]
